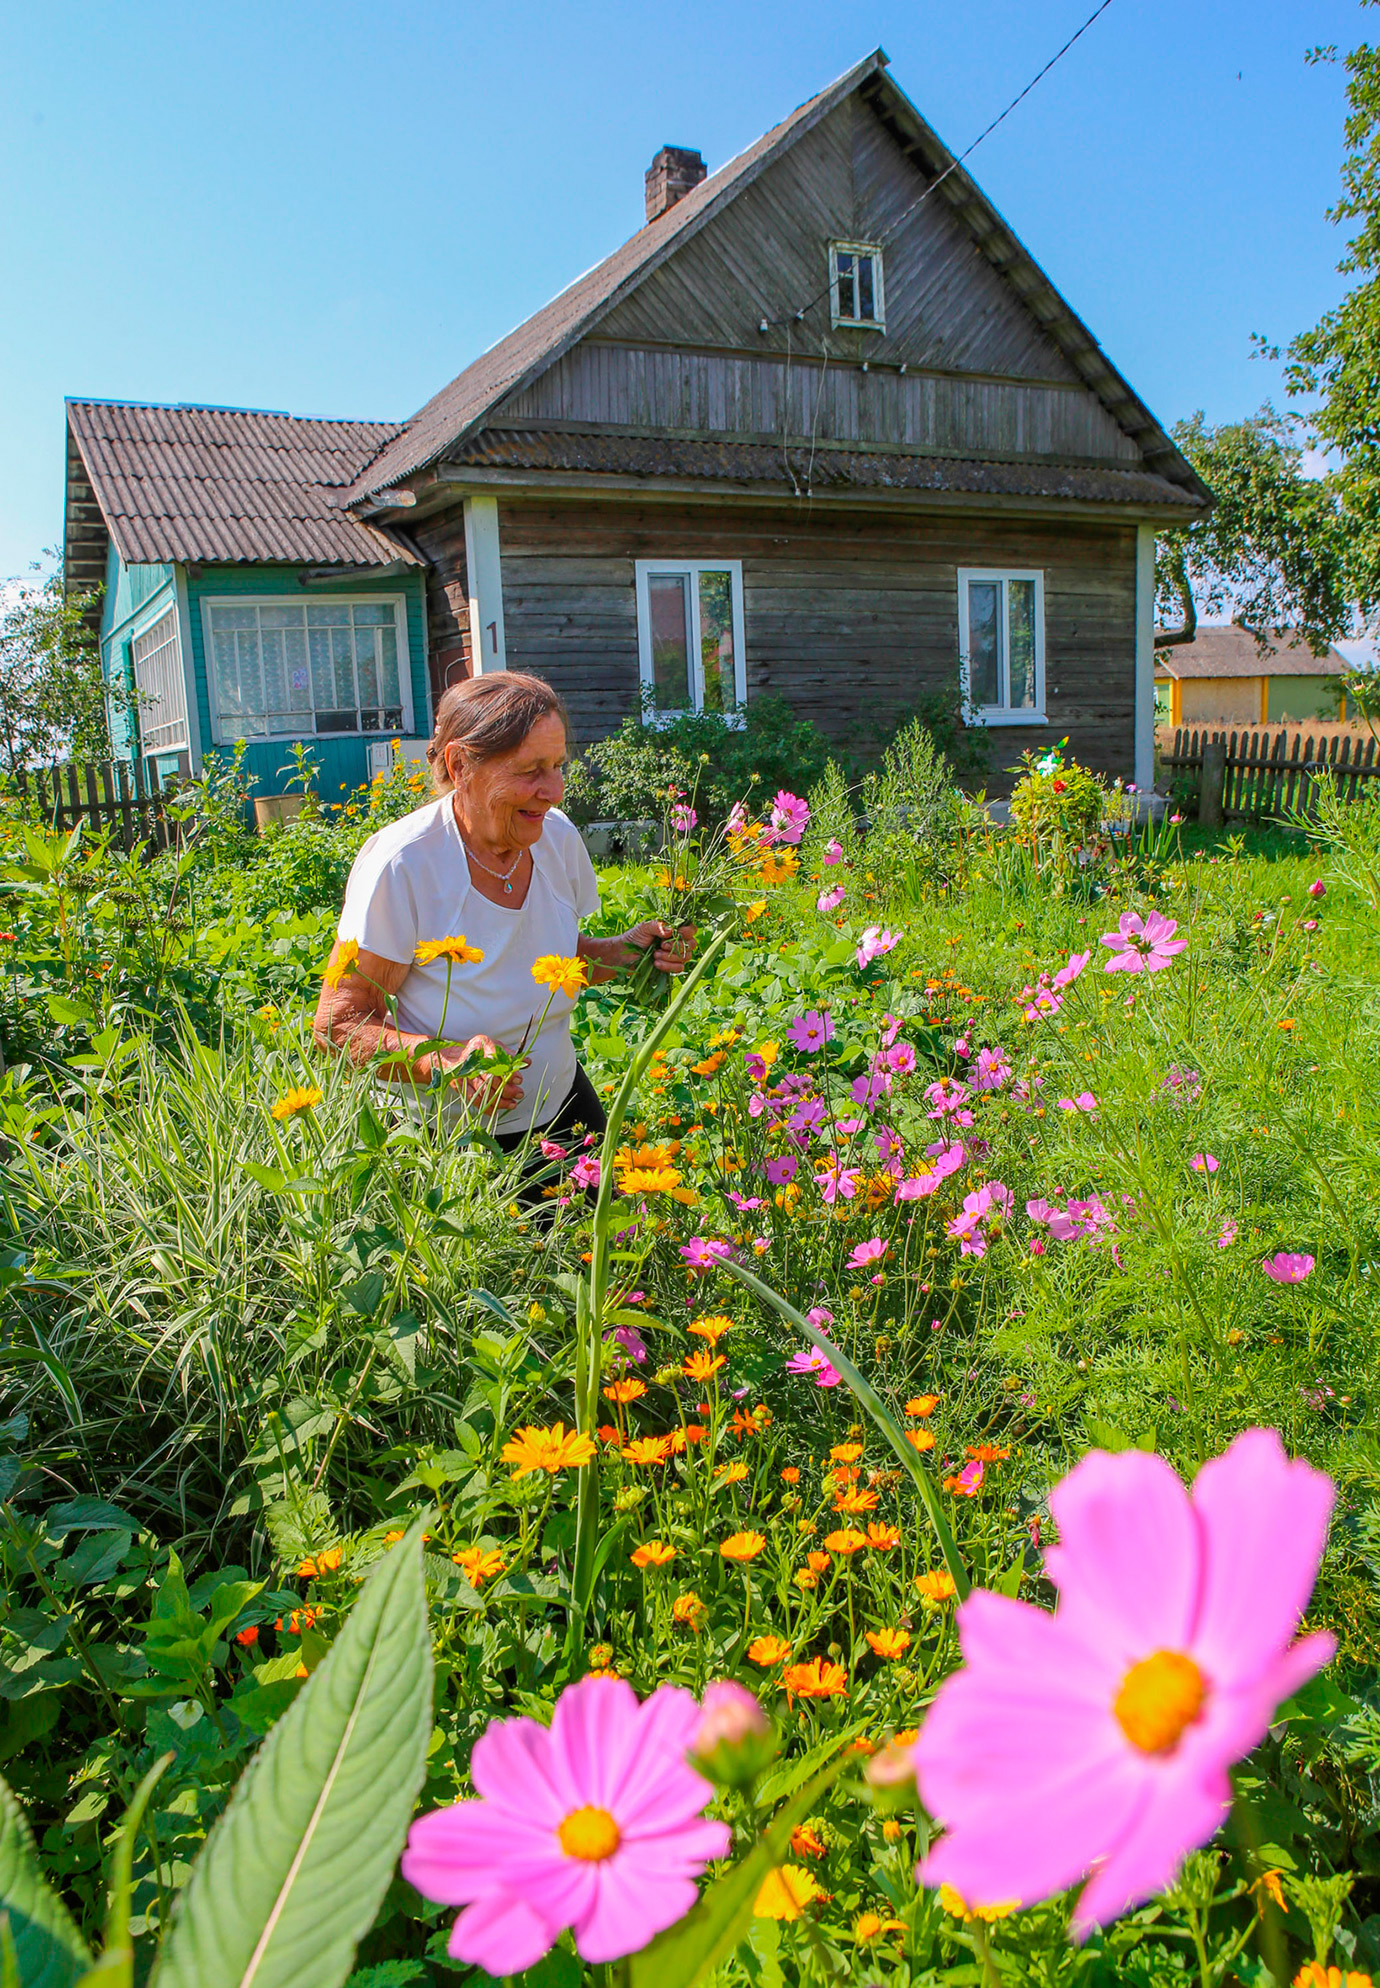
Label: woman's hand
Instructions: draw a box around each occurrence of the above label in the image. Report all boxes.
[616,920,697,974]
[437,1034,526,1113]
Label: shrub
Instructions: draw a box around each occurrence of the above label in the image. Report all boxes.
[1008,744,1106,845]
[563,695,835,826]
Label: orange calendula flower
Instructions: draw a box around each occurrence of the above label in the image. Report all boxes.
[781,1466,801,1485]
[614,1140,681,1171]
[794,1568,819,1591]
[598,1424,622,1444]
[271,1086,323,1122]
[905,1394,941,1417]
[623,1435,675,1467]
[631,1539,676,1569]
[743,899,768,925]
[672,1590,707,1631]
[829,1442,864,1464]
[690,1051,727,1077]
[823,1529,869,1557]
[618,1165,685,1195]
[966,1444,1011,1463]
[501,1421,596,1477]
[683,1350,726,1382]
[854,1911,906,1943]
[322,938,359,988]
[748,1634,792,1667]
[416,934,485,965]
[714,1460,749,1485]
[915,1568,959,1600]
[603,1377,646,1405]
[297,1546,344,1578]
[454,1546,506,1588]
[907,1429,937,1453]
[806,1550,832,1574]
[531,953,587,998]
[866,1627,911,1660]
[684,1422,707,1446]
[731,1408,761,1438]
[866,1523,901,1551]
[833,1485,880,1515]
[938,1884,1018,1924]
[720,1530,767,1563]
[783,1656,849,1701]
[689,1315,734,1344]
[754,1863,821,1920]
[791,1822,827,1858]
[382,1528,405,1546]
[1293,1967,1373,1988]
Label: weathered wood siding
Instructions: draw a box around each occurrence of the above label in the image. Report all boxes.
[499,343,1139,464]
[412,510,473,701]
[485,496,1137,783]
[596,94,1085,386]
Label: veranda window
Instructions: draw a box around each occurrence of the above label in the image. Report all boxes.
[131,607,189,753]
[635,561,746,722]
[957,569,1046,724]
[203,598,410,743]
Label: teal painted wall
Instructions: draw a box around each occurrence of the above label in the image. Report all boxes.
[1267,676,1343,724]
[99,547,176,759]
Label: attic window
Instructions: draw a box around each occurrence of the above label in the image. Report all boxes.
[829,242,884,330]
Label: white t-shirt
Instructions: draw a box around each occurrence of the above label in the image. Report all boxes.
[337,798,600,1136]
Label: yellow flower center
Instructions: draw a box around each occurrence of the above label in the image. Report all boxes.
[1113,1650,1206,1753]
[557,1805,621,1862]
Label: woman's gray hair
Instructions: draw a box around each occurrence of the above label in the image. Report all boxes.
[427,673,571,795]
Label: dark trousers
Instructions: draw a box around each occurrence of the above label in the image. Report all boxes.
[493,1062,608,1205]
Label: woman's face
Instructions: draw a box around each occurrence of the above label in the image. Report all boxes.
[449,712,568,849]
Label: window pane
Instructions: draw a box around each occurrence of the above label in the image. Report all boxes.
[284,625,312,712]
[259,604,303,631]
[306,604,350,627]
[261,627,287,723]
[857,254,875,321]
[210,605,257,633]
[332,626,356,709]
[356,627,380,711]
[309,623,337,710]
[351,603,392,625]
[698,571,737,713]
[1008,580,1038,709]
[378,623,401,704]
[836,250,856,320]
[648,574,692,710]
[967,582,1000,708]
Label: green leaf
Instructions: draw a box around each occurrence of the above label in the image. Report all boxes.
[49,1499,140,1535]
[0,1766,92,1987]
[243,1162,288,1193]
[152,1520,432,1988]
[45,996,93,1028]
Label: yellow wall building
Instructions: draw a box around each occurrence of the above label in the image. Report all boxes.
[1154,626,1347,728]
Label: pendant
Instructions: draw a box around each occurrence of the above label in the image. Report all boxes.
[504,880,513,893]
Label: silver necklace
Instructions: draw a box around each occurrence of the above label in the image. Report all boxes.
[465,841,525,894]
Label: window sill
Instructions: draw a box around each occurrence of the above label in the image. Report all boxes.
[968,710,1049,728]
[645,708,747,731]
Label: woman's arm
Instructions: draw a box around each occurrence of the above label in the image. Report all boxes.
[577,922,696,987]
[313,945,523,1112]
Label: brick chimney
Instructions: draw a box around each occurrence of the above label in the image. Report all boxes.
[645,146,706,223]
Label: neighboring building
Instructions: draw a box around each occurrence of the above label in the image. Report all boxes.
[1154,626,1348,730]
[66,49,1208,800]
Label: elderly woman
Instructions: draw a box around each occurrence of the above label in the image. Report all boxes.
[315,673,690,1151]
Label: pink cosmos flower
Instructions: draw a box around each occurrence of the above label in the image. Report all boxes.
[806,1305,834,1327]
[764,1154,798,1187]
[727,1190,764,1212]
[680,1237,735,1272]
[875,1125,903,1163]
[1262,1251,1315,1284]
[540,1139,569,1160]
[788,1096,827,1134]
[786,1343,842,1387]
[925,1076,971,1119]
[1100,910,1188,974]
[815,1159,862,1204]
[833,1116,863,1139]
[817,884,846,913]
[848,1237,889,1270]
[727,802,748,832]
[403,1675,731,1972]
[947,1210,987,1258]
[971,1046,1012,1092]
[1058,1092,1099,1115]
[896,1141,965,1200]
[851,1066,892,1111]
[693,1681,768,1754]
[1054,950,1092,989]
[880,1012,903,1049]
[822,838,846,866]
[609,1324,648,1364]
[745,1051,769,1084]
[1217,1220,1238,1248]
[954,1034,971,1059]
[914,1429,1335,1933]
[886,1041,917,1075]
[788,1010,834,1054]
[950,1459,984,1496]
[1190,1154,1219,1175]
[857,926,901,968]
[1308,879,1326,899]
[770,791,810,845]
[669,804,697,834]
[569,1156,601,1190]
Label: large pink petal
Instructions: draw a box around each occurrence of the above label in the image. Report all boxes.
[1184,1633,1336,1775]
[469,1714,566,1821]
[403,1802,548,1904]
[448,1891,559,1974]
[1046,1450,1202,1660]
[608,1686,709,1825]
[952,1591,1119,1700]
[1188,1427,1334,1684]
[548,1675,642,1811]
[1070,1759,1229,1933]
[919,1679,1126,1822]
[919,1753,1148,1908]
[574,1858,701,1963]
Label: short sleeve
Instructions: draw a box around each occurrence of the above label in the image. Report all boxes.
[337,836,420,964]
[569,827,600,921]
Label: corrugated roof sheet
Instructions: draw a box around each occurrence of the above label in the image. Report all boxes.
[448,428,1200,508]
[343,50,1206,508]
[66,400,421,568]
[1155,626,1347,678]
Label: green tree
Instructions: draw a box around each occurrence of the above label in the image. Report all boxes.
[1154,408,1352,655]
[0,551,113,776]
[1285,13,1380,623]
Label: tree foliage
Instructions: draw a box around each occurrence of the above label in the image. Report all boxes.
[1286,14,1380,622]
[1154,408,1352,654]
[0,553,111,777]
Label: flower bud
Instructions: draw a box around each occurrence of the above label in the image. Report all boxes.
[691,1680,776,1788]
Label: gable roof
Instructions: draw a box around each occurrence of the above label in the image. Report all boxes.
[1154,626,1348,679]
[65,399,422,570]
[344,50,1207,507]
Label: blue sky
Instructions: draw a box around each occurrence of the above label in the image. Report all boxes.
[0,0,1368,581]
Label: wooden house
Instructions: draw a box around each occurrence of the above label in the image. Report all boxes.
[66,49,1208,800]
[1154,626,1348,729]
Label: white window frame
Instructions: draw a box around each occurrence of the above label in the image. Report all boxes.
[957,568,1047,726]
[200,594,412,746]
[635,560,747,725]
[828,241,885,331]
[130,602,190,755]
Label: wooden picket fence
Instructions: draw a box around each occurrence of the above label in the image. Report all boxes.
[12,758,182,853]
[1159,726,1380,819]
